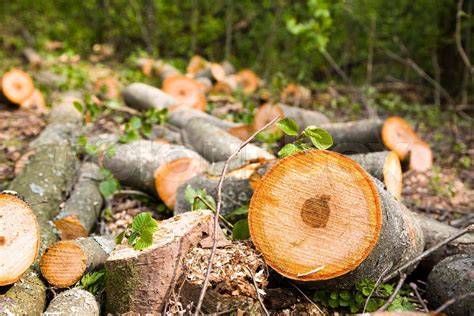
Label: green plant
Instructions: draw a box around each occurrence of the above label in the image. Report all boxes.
[275,118,333,157]
[75,269,106,295]
[119,108,168,143]
[184,185,216,211]
[98,168,121,199]
[73,95,101,123]
[115,212,158,250]
[226,205,250,241]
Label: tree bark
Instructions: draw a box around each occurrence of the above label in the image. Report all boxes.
[40,235,115,288]
[105,210,226,314]
[45,288,100,315]
[248,150,424,289]
[22,47,42,68]
[122,83,176,111]
[53,163,104,240]
[168,108,239,131]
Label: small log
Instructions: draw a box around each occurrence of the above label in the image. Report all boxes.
[45,288,100,316]
[1,68,34,104]
[235,69,260,94]
[249,150,424,289]
[0,269,46,315]
[105,210,226,314]
[53,163,104,240]
[252,103,329,134]
[211,75,239,95]
[122,83,176,111]
[221,60,236,75]
[135,57,155,76]
[155,60,181,81]
[195,63,226,82]
[195,76,213,93]
[412,213,474,271]
[22,48,42,68]
[0,192,39,286]
[40,235,115,288]
[186,55,208,75]
[168,108,237,130]
[162,75,206,111]
[103,140,208,209]
[33,70,67,88]
[426,254,473,315]
[182,117,274,171]
[280,84,312,107]
[349,151,403,199]
[151,125,183,144]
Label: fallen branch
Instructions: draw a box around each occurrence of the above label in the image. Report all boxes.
[409,282,429,312]
[376,273,406,312]
[363,263,392,313]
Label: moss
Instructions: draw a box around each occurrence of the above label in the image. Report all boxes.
[105,257,139,313]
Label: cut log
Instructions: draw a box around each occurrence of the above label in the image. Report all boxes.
[182,117,275,171]
[280,84,312,107]
[20,89,48,114]
[22,47,42,68]
[195,63,226,82]
[0,192,39,286]
[195,76,213,93]
[320,117,432,171]
[426,254,473,315]
[136,57,155,76]
[249,150,424,288]
[102,140,208,209]
[0,269,46,315]
[40,235,115,288]
[1,69,34,104]
[349,151,403,199]
[122,83,176,111]
[168,107,238,130]
[211,75,238,95]
[187,55,208,75]
[151,125,183,145]
[221,60,236,75]
[155,60,181,81]
[93,76,120,99]
[105,210,225,314]
[412,213,474,271]
[235,69,260,94]
[162,75,206,111]
[53,163,104,240]
[45,288,100,316]
[253,103,330,134]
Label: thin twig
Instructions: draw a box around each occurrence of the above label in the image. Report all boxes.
[244,267,269,316]
[377,273,407,312]
[288,281,324,315]
[456,0,474,74]
[193,116,281,315]
[409,282,428,312]
[434,292,474,313]
[363,263,393,313]
[193,195,234,230]
[383,224,473,283]
[114,189,154,199]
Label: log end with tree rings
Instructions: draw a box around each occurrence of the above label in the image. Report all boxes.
[39,241,87,288]
[235,69,260,94]
[252,103,285,134]
[249,150,382,282]
[280,84,312,107]
[20,89,48,114]
[53,215,88,240]
[381,116,432,172]
[162,75,206,111]
[1,68,35,104]
[211,81,234,95]
[137,58,155,76]
[382,151,403,199]
[227,124,254,141]
[209,63,226,81]
[0,192,40,286]
[154,156,209,209]
[93,76,121,99]
[187,55,207,74]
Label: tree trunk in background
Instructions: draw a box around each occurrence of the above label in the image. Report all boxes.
[224,0,233,59]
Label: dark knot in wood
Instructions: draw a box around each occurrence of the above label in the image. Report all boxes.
[301,195,331,228]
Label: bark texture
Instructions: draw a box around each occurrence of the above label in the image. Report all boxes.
[279,103,330,129]
[122,83,176,111]
[426,254,474,315]
[105,210,225,314]
[54,163,104,240]
[45,288,100,315]
[168,108,238,130]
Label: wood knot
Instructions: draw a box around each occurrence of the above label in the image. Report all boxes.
[300,195,331,228]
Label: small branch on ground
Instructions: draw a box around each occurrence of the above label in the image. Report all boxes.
[410,282,428,312]
[435,292,474,313]
[244,267,269,316]
[456,0,474,75]
[363,263,392,313]
[377,273,407,312]
[193,116,280,316]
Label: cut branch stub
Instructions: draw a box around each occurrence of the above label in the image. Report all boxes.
[249,150,424,288]
[0,192,40,286]
[162,75,206,111]
[1,68,34,104]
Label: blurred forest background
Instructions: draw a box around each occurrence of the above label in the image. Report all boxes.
[1,0,473,106]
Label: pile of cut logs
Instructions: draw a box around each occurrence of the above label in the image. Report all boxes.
[0,55,472,316]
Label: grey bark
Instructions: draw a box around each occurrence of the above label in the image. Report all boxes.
[426,254,474,316]
[122,83,176,111]
[168,108,239,130]
[74,235,116,273]
[45,288,100,316]
[280,103,330,129]
[349,151,392,182]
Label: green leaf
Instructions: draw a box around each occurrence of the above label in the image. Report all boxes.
[141,123,152,137]
[303,127,333,150]
[115,231,125,244]
[132,212,158,234]
[99,178,120,198]
[133,230,154,250]
[277,118,299,136]
[119,129,140,143]
[129,116,142,129]
[277,143,304,158]
[339,299,350,307]
[73,101,83,113]
[127,231,139,245]
[99,167,112,178]
[78,135,88,147]
[105,145,117,158]
[84,143,97,156]
[226,205,249,219]
[328,297,339,308]
[184,185,198,204]
[339,290,351,301]
[75,269,105,295]
[366,299,380,312]
[330,292,339,300]
[232,219,250,240]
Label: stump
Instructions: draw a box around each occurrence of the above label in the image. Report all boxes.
[0,192,39,286]
[162,75,206,111]
[40,235,115,288]
[1,69,34,104]
[122,83,176,111]
[248,150,424,288]
[45,288,100,315]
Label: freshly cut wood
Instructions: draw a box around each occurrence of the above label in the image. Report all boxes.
[280,84,312,107]
[187,55,207,74]
[0,192,39,286]
[53,163,104,240]
[253,103,329,134]
[0,269,46,315]
[93,76,120,99]
[102,140,208,209]
[235,69,260,94]
[20,89,48,114]
[221,60,236,75]
[182,117,274,171]
[249,150,424,288]
[412,213,474,271]
[40,235,115,288]
[162,75,206,111]
[45,288,100,316]
[211,75,238,94]
[22,47,42,68]
[195,63,226,82]
[426,254,473,315]
[320,117,433,171]
[174,162,263,216]
[105,210,226,314]
[1,68,34,104]
[122,83,176,111]
[349,151,403,199]
[136,57,155,76]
